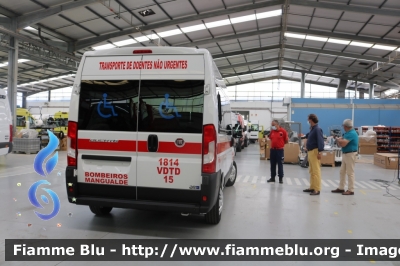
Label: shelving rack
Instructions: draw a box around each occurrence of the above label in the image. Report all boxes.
[357,126,400,153]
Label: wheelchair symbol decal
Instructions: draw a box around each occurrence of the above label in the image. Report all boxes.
[158,94,181,120]
[97,93,118,118]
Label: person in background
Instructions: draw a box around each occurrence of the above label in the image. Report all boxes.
[332,119,359,195]
[267,120,288,184]
[303,114,324,195]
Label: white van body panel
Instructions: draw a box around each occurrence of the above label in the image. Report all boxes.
[0,90,12,155]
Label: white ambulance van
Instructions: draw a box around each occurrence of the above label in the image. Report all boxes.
[0,90,13,156]
[66,47,238,224]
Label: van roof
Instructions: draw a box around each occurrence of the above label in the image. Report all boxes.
[83,47,212,57]
[0,90,6,96]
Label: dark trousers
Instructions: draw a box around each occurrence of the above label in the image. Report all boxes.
[270,148,284,180]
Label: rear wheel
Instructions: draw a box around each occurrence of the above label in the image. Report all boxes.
[250,139,255,144]
[225,161,237,187]
[89,205,113,215]
[205,187,223,224]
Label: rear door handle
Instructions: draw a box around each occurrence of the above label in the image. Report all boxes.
[147,134,158,152]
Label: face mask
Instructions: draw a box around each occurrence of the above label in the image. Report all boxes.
[307,121,310,125]
[271,126,277,130]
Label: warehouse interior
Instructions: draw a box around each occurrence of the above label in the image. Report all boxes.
[1,0,400,265]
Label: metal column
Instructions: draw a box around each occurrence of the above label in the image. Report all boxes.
[300,72,305,98]
[7,19,18,134]
[369,83,375,99]
[22,92,27,108]
[48,90,51,102]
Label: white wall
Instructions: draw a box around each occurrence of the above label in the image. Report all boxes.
[27,101,70,117]
[230,101,288,129]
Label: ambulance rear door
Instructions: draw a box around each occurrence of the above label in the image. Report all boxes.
[76,55,142,199]
[136,54,205,203]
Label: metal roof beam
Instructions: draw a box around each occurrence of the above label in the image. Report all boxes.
[180,27,281,48]
[288,27,400,47]
[213,44,400,64]
[285,45,400,65]
[213,45,280,59]
[224,75,338,88]
[0,17,10,26]
[17,0,102,30]
[280,67,399,89]
[287,58,400,79]
[218,57,279,70]
[75,0,284,50]
[0,5,17,17]
[0,65,50,78]
[291,0,400,17]
[222,67,278,78]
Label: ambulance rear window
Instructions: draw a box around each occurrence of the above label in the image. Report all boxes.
[78,80,204,133]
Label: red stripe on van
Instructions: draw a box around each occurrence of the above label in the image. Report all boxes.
[78,139,202,154]
[156,141,202,154]
[217,141,231,154]
[78,139,136,152]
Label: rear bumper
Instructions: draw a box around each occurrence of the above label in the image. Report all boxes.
[0,142,13,154]
[65,166,220,214]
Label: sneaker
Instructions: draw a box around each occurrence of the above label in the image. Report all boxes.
[279,179,283,184]
[267,179,275,183]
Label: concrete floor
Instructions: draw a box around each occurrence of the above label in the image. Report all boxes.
[1,144,400,266]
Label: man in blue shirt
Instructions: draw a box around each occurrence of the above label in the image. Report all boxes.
[332,119,359,195]
[303,114,325,196]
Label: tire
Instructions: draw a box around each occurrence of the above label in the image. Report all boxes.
[89,205,113,215]
[250,140,255,144]
[205,187,223,224]
[236,141,241,152]
[225,161,237,187]
[244,137,248,147]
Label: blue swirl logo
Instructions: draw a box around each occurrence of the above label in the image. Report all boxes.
[34,130,59,176]
[30,130,60,220]
[28,180,60,220]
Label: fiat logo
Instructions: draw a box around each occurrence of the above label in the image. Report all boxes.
[175,138,185,147]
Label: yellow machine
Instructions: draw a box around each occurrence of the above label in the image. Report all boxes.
[16,108,36,131]
[52,111,68,135]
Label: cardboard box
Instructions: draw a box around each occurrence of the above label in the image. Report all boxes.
[320,151,335,166]
[359,145,377,155]
[283,142,300,164]
[374,153,399,169]
[358,135,377,146]
[60,137,68,151]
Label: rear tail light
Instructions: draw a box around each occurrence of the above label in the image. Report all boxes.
[67,121,78,167]
[202,124,217,173]
[9,125,12,143]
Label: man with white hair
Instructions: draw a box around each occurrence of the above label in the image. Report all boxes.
[332,119,359,195]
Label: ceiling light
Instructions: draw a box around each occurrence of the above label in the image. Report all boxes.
[372,44,397,51]
[92,44,115,50]
[135,36,150,43]
[181,24,206,33]
[205,19,231,28]
[230,14,256,24]
[349,41,373,48]
[138,9,155,17]
[146,34,159,40]
[306,35,328,42]
[158,29,182,38]
[284,33,306,39]
[327,38,350,45]
[256,9,282,19]
[0,62,8,68]
[24,26,37,31]
[114,39,137,47]
[18,59,30,63]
